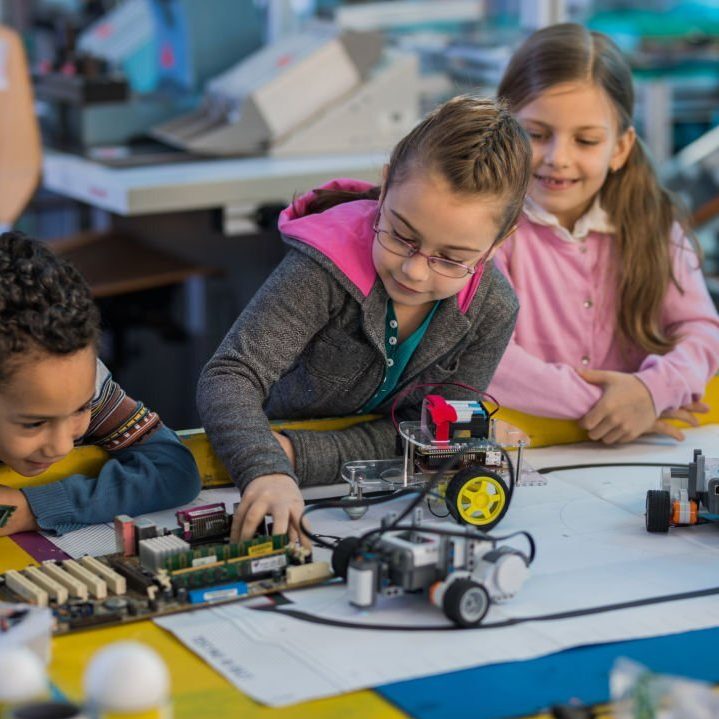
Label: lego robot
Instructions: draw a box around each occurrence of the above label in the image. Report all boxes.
[646,449,719,532]
[332,514,533,628]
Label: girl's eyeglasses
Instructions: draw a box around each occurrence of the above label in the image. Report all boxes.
[372,207,502,279]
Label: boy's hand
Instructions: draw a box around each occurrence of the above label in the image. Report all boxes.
[231,474,309,546]
[0,485,39,537]
[578,369,669,444]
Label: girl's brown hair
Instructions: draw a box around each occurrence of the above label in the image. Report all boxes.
[305,95,532,243]
[498,22,697,355]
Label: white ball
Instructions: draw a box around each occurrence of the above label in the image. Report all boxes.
[0,646,46,702]
[83,641,170,712]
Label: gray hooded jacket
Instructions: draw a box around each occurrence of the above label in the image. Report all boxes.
[197,185,519,490]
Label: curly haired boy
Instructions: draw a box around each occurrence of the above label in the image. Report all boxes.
[0,232,200,536]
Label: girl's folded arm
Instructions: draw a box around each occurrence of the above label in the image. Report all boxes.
[489,245,603,419]
[197,250,346,491]
[488,341,603,419]
[635,232,719,414]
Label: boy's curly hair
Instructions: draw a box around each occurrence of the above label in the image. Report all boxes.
[0,232,100,384]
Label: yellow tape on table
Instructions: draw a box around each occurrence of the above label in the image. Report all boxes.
[51,622,405,719]
[0,536,36,571]
[491,375,719,449]
[2,377,717,490]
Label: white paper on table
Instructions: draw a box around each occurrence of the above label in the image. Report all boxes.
[156,426,719,707]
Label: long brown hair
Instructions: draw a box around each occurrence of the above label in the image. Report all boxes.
[304,95,532,244]
[498,22,697,355]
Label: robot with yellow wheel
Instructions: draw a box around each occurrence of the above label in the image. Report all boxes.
[443,465,510,529]
[341,395,543,530]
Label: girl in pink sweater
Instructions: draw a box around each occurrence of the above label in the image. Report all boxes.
[487,23,719,444]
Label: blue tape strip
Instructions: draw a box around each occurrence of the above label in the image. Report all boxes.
[377,627,719,719]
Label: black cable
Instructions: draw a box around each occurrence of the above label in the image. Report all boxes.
[537,462,689,475]
[300,446,467,549]
[379,450,464,534]
[266,583,719,632]
[300,487,422,549]
[425,496,450,518]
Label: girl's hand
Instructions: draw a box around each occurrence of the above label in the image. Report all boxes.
[578,369,665,444]
[271,430,296,466]
[231,474,308,546]
[659,400,709,427]
[0,486,38,537]
[644,400,712,441]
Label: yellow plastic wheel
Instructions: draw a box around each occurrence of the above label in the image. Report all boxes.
[446,467,510,529]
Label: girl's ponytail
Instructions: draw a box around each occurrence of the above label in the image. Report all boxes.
[601,138,696,354]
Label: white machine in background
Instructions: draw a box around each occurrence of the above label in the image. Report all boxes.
[152,25,420,157]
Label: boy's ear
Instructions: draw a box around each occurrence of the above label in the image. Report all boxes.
[610,126,636,172]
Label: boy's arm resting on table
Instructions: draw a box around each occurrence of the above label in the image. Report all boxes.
[633,231,719,415]
[284,284,520,486]
[196,251,346,492]
[18,363,200,536]
[0,485,38,536]
[21,424,200,535]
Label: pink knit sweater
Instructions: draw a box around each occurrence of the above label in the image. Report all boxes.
[487,205,719,419]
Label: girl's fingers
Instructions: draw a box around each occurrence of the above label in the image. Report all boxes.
[662,408,698,426]
[239,502,270,541]
[230,503,249,543]
[271,507,290,538]
[601,426,629,445]
[291,512,313,549]
[651,420,684,442]
[287,524,300,545]
[586,416,614,441]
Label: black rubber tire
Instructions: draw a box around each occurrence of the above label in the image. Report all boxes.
[442,578,490,628]
[445,466,510,529]
[646,489,671,533]
[331,536,361,580]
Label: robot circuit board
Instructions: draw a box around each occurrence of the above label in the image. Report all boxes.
[0,503,332,635]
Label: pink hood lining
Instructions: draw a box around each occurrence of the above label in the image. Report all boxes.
[278,178,482,314]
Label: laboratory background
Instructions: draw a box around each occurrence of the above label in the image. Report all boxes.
[1,0,718,430]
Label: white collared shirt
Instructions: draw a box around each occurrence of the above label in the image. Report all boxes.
[523,196,615,243]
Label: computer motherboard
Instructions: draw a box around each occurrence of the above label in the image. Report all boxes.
[0,503,332,635]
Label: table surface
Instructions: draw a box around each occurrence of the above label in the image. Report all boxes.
[4,399,719,718]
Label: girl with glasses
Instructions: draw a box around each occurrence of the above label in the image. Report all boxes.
[197,95,531,543]
[487,23,719,444]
